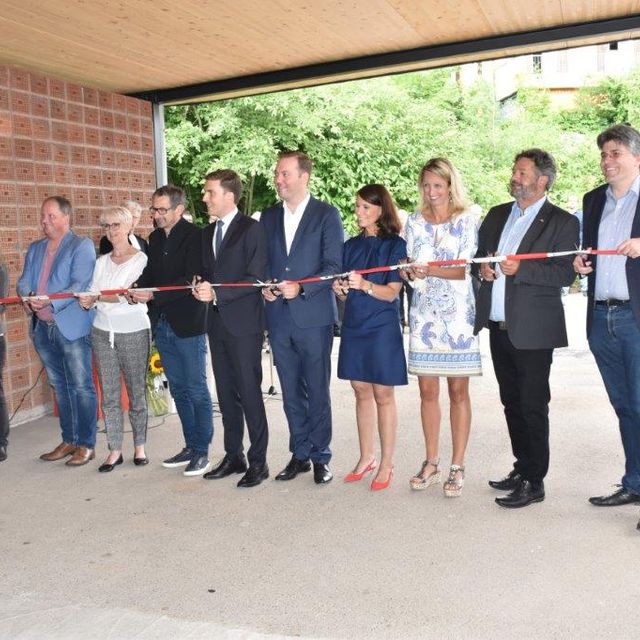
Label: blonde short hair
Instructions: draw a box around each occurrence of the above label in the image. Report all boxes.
[99,206,133,227]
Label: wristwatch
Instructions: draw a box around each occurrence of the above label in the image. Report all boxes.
[366,282,374,296]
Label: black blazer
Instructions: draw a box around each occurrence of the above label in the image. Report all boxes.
[583,184,640,335]
[201,214,268,337]
[134,218,206,337]
[473,200,579,349]
[99,234,148,256]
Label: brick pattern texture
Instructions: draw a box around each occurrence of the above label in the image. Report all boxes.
[0,65,156,420]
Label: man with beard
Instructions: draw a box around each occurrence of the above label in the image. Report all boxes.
[473,149,579,508]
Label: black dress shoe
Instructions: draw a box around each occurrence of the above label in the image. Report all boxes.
[237,463,269,488]
[313,462,333,485]
[203,454,248,480]
[488,469,522,491]
[589,487,640,507]
[495,480,544,509]
[0,445,6,462]
[275,455,311,481]
[98,454,124,473]
[134,456,149,466]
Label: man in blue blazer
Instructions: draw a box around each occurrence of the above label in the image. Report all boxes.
[261,151,343,484]
[17,196,98,466]
[574,125,640,521]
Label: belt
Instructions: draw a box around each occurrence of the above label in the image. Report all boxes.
[489,320,507,330]
[595,299,629,307]
[36,317,55,326]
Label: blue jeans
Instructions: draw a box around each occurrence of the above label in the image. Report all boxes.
[155,318,213,455]
[589,305,640,494]
[32,320,97,448]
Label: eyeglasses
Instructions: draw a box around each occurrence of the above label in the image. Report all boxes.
[149,206,173,215]
[100,222,121,230]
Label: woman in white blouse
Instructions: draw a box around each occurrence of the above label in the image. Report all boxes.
[78,206,150,472]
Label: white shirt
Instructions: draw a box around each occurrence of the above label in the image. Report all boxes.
[129,233,142,250]
[91,251,150,344]
[213,208,238,257]
[284,193,311,253]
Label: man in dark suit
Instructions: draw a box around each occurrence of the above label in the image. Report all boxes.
[261,151,343,484]
[99,200,149,255]
[474,149,579,508]
[574,125,640,522]
[130,185,213,477]
[192,169,270,488]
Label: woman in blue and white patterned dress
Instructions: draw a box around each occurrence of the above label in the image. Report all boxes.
[404,158,481,497]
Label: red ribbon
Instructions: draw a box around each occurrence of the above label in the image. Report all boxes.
[0,248,620,306]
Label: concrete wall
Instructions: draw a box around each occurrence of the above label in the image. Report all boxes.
[0,65,156,424]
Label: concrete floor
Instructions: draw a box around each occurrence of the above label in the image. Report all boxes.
[1,294,639,640]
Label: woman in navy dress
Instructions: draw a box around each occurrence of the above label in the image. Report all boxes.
[333,184,407,491]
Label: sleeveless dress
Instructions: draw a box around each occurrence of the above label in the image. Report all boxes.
[337,234,408,386]
[405,210,482,377]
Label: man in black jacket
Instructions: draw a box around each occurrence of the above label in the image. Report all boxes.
[574,124,640,520]
[193,170,269,488]
[130,185,213,476]
[474,149,579,508]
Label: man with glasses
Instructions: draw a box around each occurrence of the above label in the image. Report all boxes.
[17,196,98,466]
[130,185,213,476]
[99,200,149,255]
[574,125,640,523]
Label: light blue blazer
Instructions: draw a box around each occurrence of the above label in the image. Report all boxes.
[17,231,96,340]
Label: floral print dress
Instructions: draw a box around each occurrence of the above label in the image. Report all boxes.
[405,209,482,377]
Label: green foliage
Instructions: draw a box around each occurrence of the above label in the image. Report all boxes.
[165,66,625,230]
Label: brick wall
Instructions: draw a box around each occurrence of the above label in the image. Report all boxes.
[0,65,156,423]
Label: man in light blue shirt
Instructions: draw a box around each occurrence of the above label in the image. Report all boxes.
[474,149,579,509]
[575,124,640,526]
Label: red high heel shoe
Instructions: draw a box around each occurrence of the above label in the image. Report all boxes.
[344,460,377,483]
[371,467,394,491]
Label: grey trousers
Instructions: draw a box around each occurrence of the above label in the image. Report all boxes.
[92,327,150,450]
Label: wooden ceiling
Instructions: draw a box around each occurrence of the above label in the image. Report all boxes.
[0,0,639,104]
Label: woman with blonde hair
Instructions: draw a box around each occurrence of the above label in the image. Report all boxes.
[78,206,150,471]
[404,158,481,497]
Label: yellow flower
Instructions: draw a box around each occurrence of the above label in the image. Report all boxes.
[149,351,163,375]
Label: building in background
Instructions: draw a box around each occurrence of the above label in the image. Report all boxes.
[459,39,640,108]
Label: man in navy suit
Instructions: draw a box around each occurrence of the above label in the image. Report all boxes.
[261,151,343,484]
[474,149,579,508]
[574,125,640,522]
[193,169,270,488]
[17,196,98,466]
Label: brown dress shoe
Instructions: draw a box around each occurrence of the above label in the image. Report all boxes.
[65,447,95,467]
[40,442,76,461]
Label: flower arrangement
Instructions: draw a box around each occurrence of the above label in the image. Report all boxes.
[146,344,168,416]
